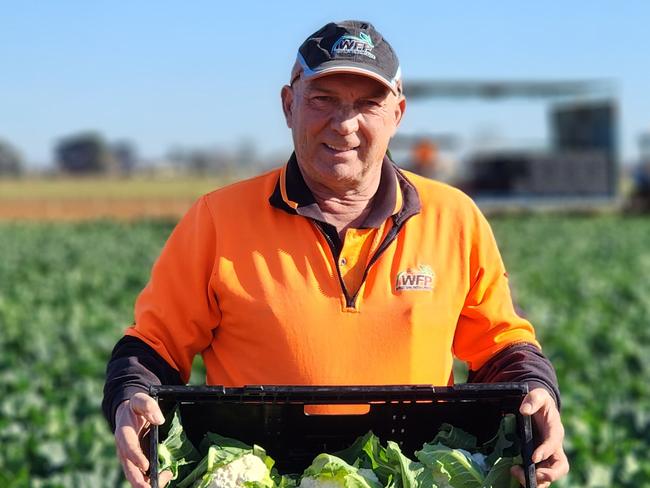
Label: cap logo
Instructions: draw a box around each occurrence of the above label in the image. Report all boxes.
[396,264,435,292]
[331,32,376,60]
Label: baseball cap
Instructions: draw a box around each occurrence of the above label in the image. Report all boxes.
[291,20,402,95]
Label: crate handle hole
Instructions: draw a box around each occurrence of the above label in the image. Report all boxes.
[303,404,371,415]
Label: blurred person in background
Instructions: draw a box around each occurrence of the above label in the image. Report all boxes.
[407,137,456,183]
[103,20,568,487]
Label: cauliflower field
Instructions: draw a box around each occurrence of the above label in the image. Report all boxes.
[0,216,649,487]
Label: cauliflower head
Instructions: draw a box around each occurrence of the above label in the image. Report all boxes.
[298,454,381,488]
[200,453,270,488]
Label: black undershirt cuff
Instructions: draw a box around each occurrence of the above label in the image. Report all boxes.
[102,336,183,432]
[467,342,561,410]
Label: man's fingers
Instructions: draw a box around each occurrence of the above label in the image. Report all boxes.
[520,388,550,416]
[535,466,559,488]
[511,466,553,488]
[159,469,174,487]
[536,453,570,480]
[120,458,172,488]
[121,456,150,488]
[130,392,165,425]
[116,424,150,473]
[532,436,562,464]
[532,413,565,463]
[511,454,570,487]
[511,464,541,487]
[511,387,569,487]
[114,394,167,487]
[511,452,570,487]
[510,465,525,486]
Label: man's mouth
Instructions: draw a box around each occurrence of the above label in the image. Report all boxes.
[324,143,359,152]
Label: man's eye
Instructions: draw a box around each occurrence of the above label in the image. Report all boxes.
[312,96,333,103]
[360,99,381,108]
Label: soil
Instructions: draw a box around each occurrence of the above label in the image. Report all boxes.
[0,198,194,220]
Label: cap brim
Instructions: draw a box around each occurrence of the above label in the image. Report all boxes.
[298,60,400,95]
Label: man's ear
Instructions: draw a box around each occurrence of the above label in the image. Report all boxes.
[281,85,294,129]
[391,95,406,136]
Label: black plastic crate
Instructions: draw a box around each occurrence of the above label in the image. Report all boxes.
[149,384,537,488]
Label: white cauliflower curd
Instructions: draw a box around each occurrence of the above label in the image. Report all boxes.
[298,476,345,488]
[200,453,269,488]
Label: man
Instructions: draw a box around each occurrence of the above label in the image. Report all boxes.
[103,20,569,488]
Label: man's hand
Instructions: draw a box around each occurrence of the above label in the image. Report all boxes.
[511,388,569,487]
[114,392,174,488]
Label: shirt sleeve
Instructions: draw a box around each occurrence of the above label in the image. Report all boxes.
[467,342,561,409]
[124,195,221,383]
[453,202,540,371]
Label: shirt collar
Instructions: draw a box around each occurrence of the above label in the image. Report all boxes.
[270,152,411,229]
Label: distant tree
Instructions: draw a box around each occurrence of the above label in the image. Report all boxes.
[56,132,117,174]
[0,139,24,175]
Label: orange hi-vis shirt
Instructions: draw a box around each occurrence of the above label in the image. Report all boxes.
[125,155,540,390]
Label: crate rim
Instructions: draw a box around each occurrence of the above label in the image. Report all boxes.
[149,383,530,402]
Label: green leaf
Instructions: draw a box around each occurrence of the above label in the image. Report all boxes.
[157,407,201,481]
[301,454,383,488]
[199,432,255,454]
[431,424,478,451]
[335,431,384,468]
[481,456,521,488]
[482,415,519,466]
[274,473,299,488]
[384,441,422,488]
[334,431,394,485]
[416,443,485,488]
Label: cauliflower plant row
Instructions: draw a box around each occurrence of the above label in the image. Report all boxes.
[158,410,522,488]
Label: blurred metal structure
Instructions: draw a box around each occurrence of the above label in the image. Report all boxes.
[400,79,619,211]
[404,79,613,100]
[390,133,458,151]
[640,132,650,161]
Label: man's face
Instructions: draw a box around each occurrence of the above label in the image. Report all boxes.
[281,73,405,192]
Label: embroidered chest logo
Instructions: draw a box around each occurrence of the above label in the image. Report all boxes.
[396,264,435,292]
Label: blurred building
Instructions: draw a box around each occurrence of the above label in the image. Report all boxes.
[640,132,650,163]
[402,79,618,210]
[466,150,609,196]
[627,131,650,212]
[464,101,615,197]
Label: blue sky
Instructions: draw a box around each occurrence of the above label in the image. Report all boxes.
[1,1,648,167]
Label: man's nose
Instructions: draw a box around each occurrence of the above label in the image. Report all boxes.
[330,105,360,135]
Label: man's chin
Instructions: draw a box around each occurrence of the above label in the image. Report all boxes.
[320,162,365,183]
[297,154,372,191]
[304,167,364,192]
